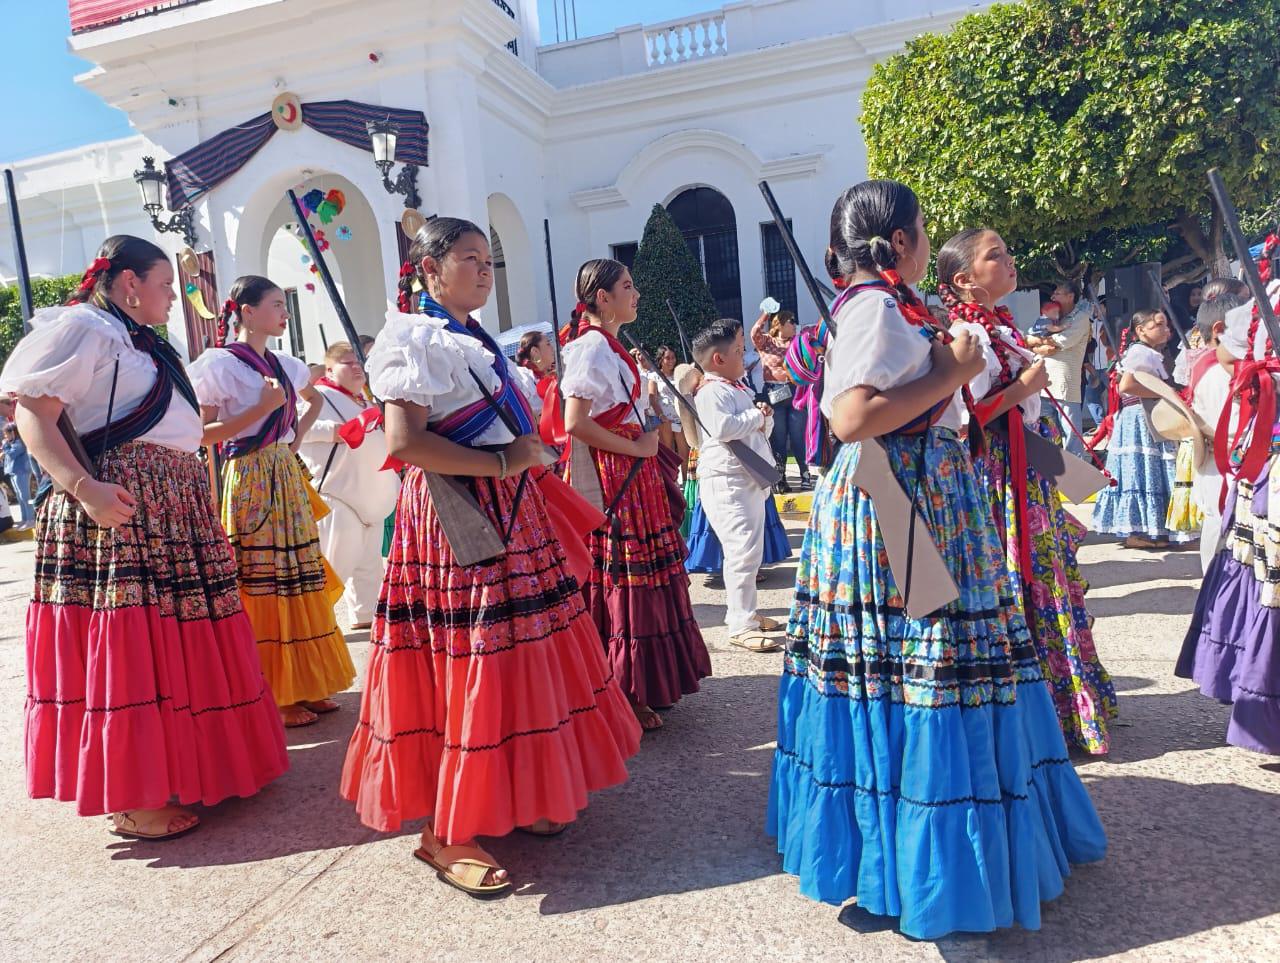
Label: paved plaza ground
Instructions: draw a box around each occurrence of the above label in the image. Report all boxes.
[2,504,1278,961]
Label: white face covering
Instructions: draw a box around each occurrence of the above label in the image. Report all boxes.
[1220,279,1280,361]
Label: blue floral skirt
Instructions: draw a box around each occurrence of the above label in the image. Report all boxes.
[684,482,792,573]
[768,428,1106,940]
[1092,404,1190,542]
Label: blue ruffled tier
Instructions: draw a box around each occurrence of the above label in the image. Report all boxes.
[767,430,1106,940]
[685,485,792,573]
[1093,404,1192,542]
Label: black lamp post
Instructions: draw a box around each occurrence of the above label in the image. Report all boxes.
[367,119,421,210]
[132,156,198,248]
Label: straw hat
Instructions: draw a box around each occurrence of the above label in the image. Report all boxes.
[1131,371,1211,469]
[674,363,702,449]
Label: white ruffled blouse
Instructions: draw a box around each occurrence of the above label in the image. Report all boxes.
[366,309,526,446]
[949,318,1042,425]
[821,288,963,431]
[559,328,650,426]
[187,346,312,445]
[1117,342,1168,381]
[0,302,204,452]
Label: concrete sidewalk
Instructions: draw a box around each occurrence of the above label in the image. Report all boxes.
[2,510,1278,961]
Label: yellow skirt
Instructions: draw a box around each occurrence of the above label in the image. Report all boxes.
[222,443,355,705]
[1166,438,1203,533]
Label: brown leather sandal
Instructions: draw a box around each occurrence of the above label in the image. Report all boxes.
[729,631,783,653]
[110,807,200,841]
[414,841,512,897]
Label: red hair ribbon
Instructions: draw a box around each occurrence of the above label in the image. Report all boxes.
[222,298,238,315]
[77,256,111,291]
[399,261,415,278]
[574,301,589,315]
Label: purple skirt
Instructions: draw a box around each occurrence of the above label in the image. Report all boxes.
[1176,551,1280,755]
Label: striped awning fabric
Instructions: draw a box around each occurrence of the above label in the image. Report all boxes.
[164,100,430,209]
[69,0,209,33]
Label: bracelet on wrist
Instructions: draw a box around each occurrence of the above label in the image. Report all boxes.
[496,449,508,479]
[71,475,89,500]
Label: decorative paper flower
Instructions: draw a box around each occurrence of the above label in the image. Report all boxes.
[302,189,326,213]
[337,225,353,240]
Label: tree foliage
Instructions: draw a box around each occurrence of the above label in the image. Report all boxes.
[862,0,1280,285]
[0,275,82,371]
[630,203,718,356]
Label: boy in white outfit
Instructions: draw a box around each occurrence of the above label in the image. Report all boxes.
[298,341,400,630]
[692,319,782,652]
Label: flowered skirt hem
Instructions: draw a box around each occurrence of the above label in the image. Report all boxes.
[223,443,354,705]
[340,467,641,839]
[25,442,288,816]
[582,434,711,708]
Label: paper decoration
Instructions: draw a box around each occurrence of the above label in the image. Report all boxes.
[301,254,312,265]
[305,282,316,293]
[337,225,352,240]
[184,285,216,320]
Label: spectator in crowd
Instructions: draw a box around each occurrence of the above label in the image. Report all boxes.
[1038,280,1093,456]
[2,422,35,529]
[1082,297,1114,429]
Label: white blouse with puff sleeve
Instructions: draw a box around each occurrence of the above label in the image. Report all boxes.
[821,288,963,431]
[0,302,203,452]
[949,318,1042,425]
[365,309,523,447]
[187,346,312,445]
[559,328,650,426]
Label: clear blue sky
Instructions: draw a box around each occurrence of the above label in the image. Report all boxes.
[2,1,706,163]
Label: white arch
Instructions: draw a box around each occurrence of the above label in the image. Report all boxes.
[486,192,535,331]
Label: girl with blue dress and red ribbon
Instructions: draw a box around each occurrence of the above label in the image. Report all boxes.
[339,218,639,897]
[189,276,355,731]
[0,237,288,841]
[767,181,1105,940]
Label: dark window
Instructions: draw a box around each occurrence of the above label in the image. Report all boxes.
[760,221,798,317]
[611,242,638,269]
[667,187,742,321]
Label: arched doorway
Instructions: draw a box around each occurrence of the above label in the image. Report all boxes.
[667,186,742,321]
[255,172,385,362]
[490,225,513,332]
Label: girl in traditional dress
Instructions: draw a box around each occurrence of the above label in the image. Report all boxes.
[340,218,640,895]
[938,227,1118,755]
[767,182,1106,939]
[560,259,711,732]
[751,308,811,491]
[189,276,355,730]
[0,236,288,840]
[1177,264,1280,755]
[1090,309,1192,549]
[513,329,556,419]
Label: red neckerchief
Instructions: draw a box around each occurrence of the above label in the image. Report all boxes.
[947,298,1032,593]
[697,372,750,394]
[541,325,643,457]
[316,376,371,407]
[316,376,384,450]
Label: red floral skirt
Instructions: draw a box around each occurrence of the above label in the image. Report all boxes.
[340,467,640,839]
[25,442,289,816]
[578,427,711,707]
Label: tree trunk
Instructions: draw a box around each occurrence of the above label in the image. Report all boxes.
[1207,206,1232,277]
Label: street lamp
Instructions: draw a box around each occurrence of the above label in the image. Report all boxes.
[367,119,421,210]
[132,156,198,248]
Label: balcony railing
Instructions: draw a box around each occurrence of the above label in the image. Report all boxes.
[644,12,727,66]
[490,0,519,55]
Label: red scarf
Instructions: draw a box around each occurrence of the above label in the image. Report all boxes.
[316,376,385,451]
[542,325,643,453]
[946,299,1033,594]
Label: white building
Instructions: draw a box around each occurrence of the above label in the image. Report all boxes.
[1,0,989,361]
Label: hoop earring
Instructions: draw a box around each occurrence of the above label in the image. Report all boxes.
[125,294,142,309]
[897,250,920,281]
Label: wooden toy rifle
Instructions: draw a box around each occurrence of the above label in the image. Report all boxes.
[289,189,504,566]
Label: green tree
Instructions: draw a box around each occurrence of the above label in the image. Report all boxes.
[630,203,718,357]
[0,275,83,370]
[862,0,1280,286]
